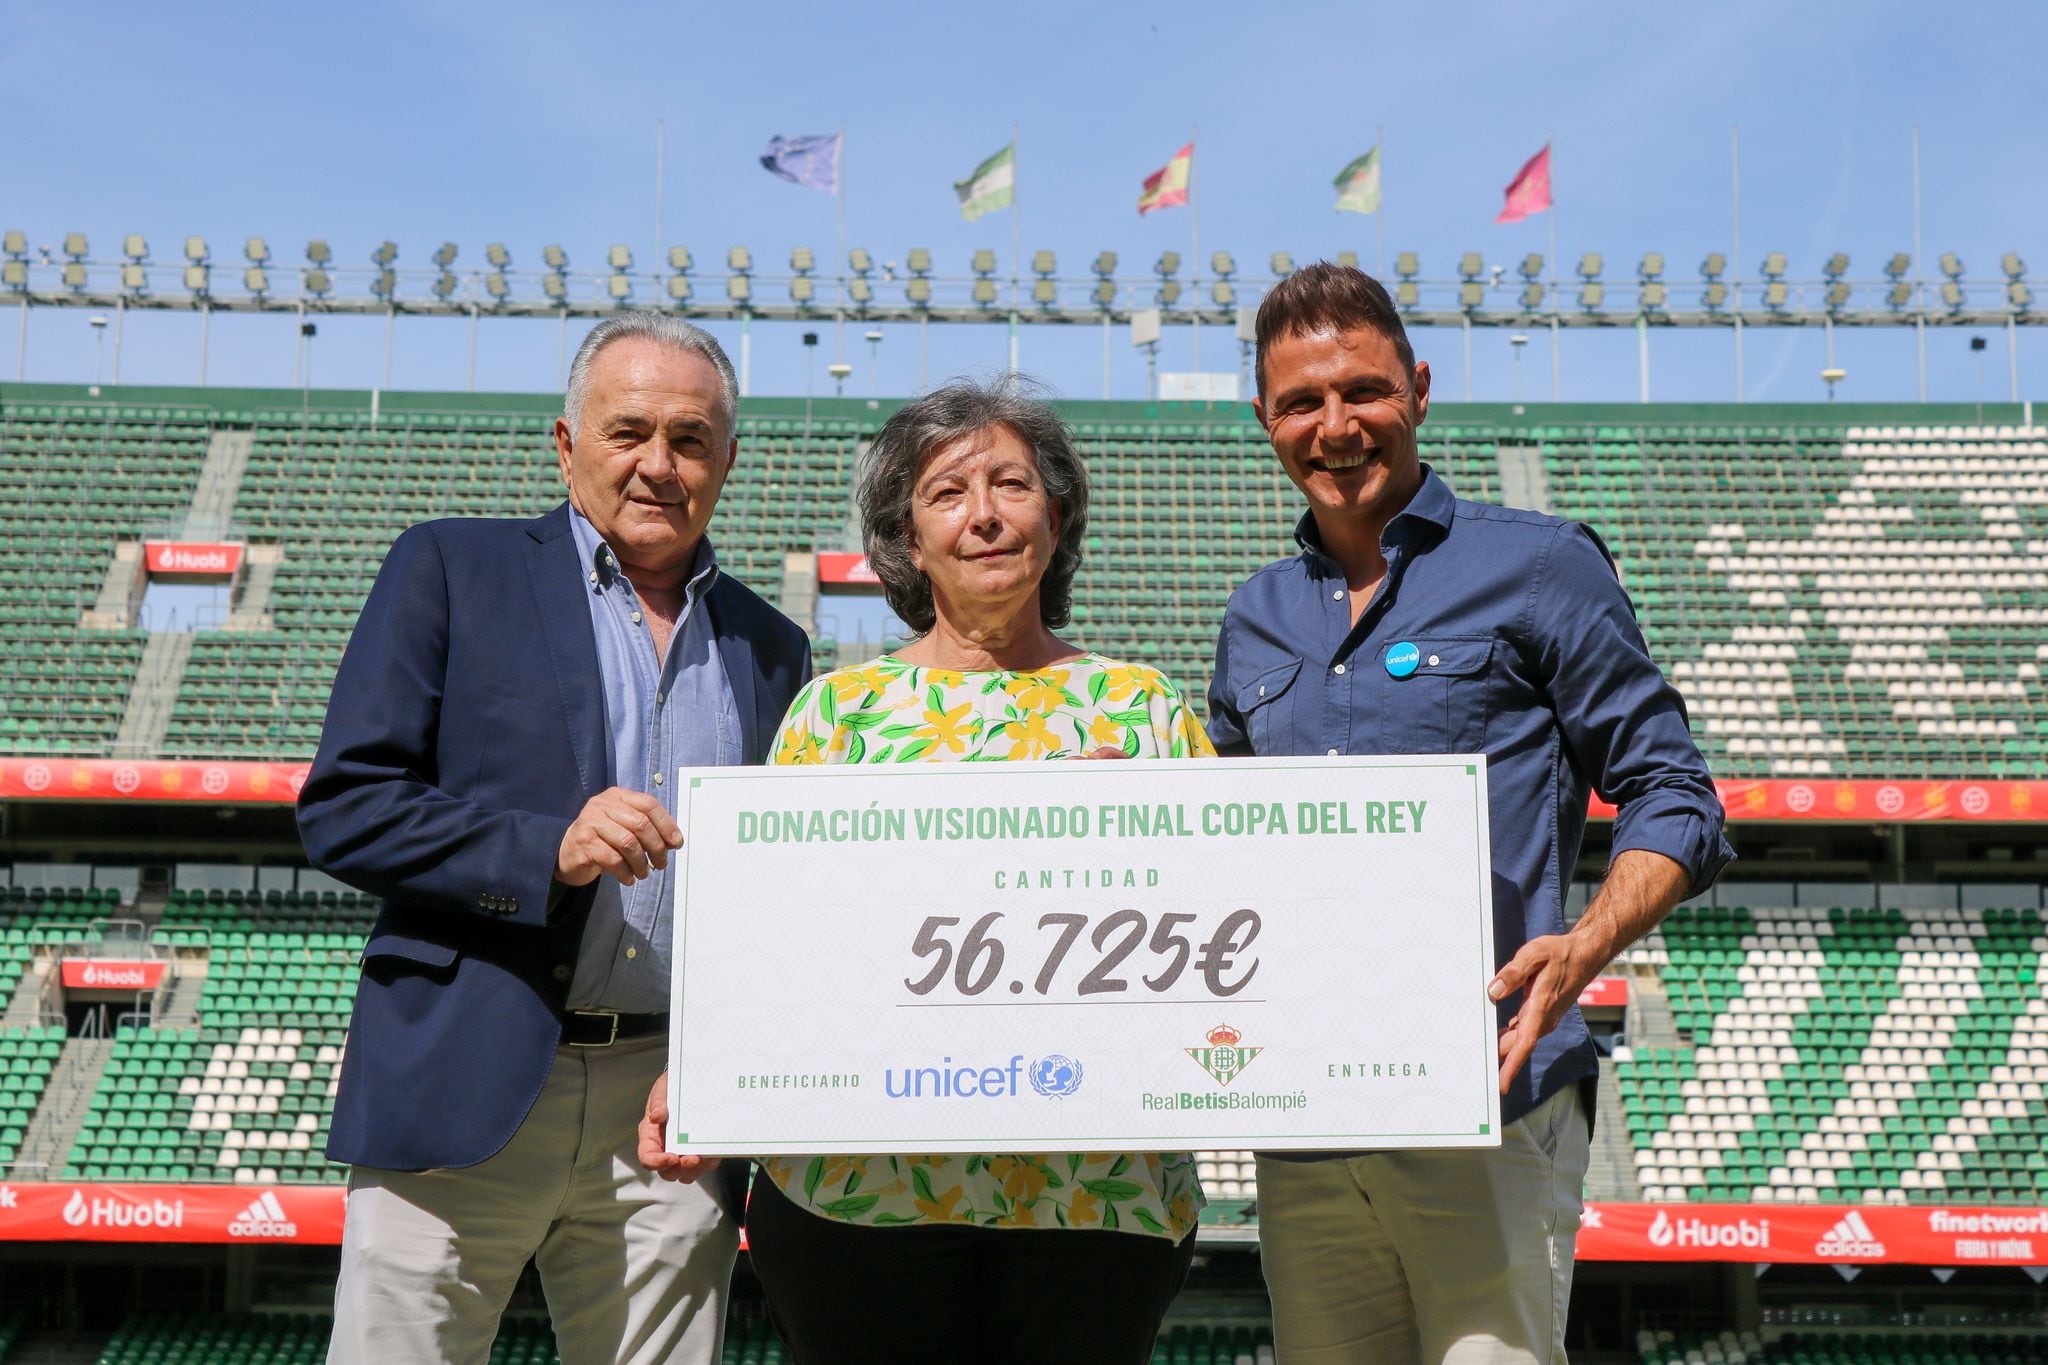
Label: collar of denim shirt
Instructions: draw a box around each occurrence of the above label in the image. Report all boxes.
[568,504,719,602]
[1290,461,1457,573]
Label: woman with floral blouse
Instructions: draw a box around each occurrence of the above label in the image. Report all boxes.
[644,377,1210,1363]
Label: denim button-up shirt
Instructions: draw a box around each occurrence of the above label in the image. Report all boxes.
[1207,465,1733,1127]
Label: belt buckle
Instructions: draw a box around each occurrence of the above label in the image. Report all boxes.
[569,1009,619,1047]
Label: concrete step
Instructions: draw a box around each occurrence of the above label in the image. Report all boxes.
[17,1038,115,1173]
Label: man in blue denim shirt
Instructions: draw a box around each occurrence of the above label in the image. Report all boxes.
[1208,264,1733,1364]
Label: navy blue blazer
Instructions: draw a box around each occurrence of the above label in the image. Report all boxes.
[298,502,812,1175]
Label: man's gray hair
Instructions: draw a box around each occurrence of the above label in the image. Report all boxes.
[563,313,739,441]
[856,376,1089,635]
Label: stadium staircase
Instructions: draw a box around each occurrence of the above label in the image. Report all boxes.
[16,1037,112,1176]
[1,1327,113,1365]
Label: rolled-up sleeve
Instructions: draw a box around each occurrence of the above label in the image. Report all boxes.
[1530,521,1734,894]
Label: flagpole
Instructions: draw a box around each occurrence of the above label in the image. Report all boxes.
[654,118,665,289]
[1912,124,1925,401]
[1548,134,1560,401]
[1375,124,1385,278]
[836,121,848,363]
[1010,121,1022,373]
[1189,125,1200,375]
[1731,125,1744,402]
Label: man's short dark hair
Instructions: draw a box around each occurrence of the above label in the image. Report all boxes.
[1253,261,1417,401]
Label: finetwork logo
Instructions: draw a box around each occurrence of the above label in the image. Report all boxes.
[1646,1209,1772,1251]
[229,1191,298,1239]
[0,1184,17,1211]
[1815,1210,1887,1259]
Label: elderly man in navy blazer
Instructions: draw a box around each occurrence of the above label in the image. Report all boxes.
[299,313,811,1365]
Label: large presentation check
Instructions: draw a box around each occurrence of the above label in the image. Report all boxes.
[666,755,1500,1156]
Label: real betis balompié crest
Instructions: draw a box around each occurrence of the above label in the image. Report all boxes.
[1186,1023,1261,1087]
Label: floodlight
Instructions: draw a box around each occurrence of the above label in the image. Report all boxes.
[1519,282,1545,310]
[2,231,25,257]
[1394,281,1419,308]
[1884,253,1910,279]
[182,262,212,294]
[305,268,332,297]
[906,277,933,304]
[1940,280,1964,310]
[907,248,932,274]
[1212,280,1235,307]
[1886,281,1912,308]
[726,275,751,302]
[2000,252,2025,280]
[607,274,632,302]
[59,262,86,290]
[486,243,511,268]
[1762,280,1789,309]
[485,272,510,301]
[370,268,396,300]
[971,278,998,305]
[1155,251,1180,277]
[1394,252,1420,278]
[847,247,871,274]
[1519,253,1543,280]
[1641,281,1668,311]
[1211,251,1235,278]
[542,273,568,302]
[246,237,271,264]
[847,277,872,303]
[1939,252,1964,279]
[121,264,147,293]
[61,232,87,260]
[669,246,692,272]
[370,241,397,267]
[1700,253,1725,280]
[1459,281,1484,309]
[433,271,459,300]
[306,240,331,265]
[791,276,814,303]
[727,246,752,272]
[1579,282,1604,310]
[122,235,147,262]
[1157,279,1182,306]
[1033,250,1057,276]
[1458,252,1483,279]
[1578,253,1602,280]
[666,274,691,303]
[543,244,569,270]
[1033,279,1058,305]
[1092,280,1116,307]
[1093,252,1118,277]
[245,267,269,295]
[791,247,814,273]
[431,242,457,269]
[1703,281,1728,309]
[1639,253,1664,280]
[971,248,997,275]
[2010,281,2033,310]
[186,237,210,264]
[1825,281,1851,310]
[1336,251,1358,269]
[1823,253,1849,280]
[1271,251,1296,277]
[1761,253,1787,280]
[0,261,24,289]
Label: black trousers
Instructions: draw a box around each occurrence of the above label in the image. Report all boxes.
[746,1170,1197,1365]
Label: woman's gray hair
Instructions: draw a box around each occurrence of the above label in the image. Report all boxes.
[564,313,739,441]
[856,377,1089,635]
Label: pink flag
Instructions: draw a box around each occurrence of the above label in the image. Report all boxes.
[1496,143,1553,224]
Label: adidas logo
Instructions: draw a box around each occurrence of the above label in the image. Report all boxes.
[1814,1209,1886,1259]
[227,1191,298,1239]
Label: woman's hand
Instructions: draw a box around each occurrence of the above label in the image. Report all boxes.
[1077,746,1130,760]
[638,1068,723,1184]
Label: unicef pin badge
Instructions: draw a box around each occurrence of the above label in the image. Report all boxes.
[1385,641,1421,678]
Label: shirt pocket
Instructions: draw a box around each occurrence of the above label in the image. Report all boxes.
[1234,658,1303,755]
[1377,637,1496,754]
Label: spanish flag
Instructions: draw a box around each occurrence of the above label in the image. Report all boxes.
[1137,143,1193,215]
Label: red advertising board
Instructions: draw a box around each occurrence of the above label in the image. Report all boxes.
[0,759,308,803]
[143,541,243,576]
[0,1183,343,1244]
[1577,1202,2048,1266]
[1576,977,1629,1009]
[817,552,881,585]
[59,959,167,991]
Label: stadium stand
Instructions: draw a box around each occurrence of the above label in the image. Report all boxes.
[1639,1328,2048,1365]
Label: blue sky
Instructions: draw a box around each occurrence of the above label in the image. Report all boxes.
[3,0,2043,406]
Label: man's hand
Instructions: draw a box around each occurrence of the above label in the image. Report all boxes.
[1077,746,1130,760]
[556,787,682,887]
[638,1068,722,1184]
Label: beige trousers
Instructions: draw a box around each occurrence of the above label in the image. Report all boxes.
[1255,1083,1591,1365]
[327,1032,738,1365]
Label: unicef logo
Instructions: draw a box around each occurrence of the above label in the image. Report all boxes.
[1029,1055,1084,1098]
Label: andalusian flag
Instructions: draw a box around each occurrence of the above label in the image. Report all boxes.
[1333,146,1382,215]
[1137,143,1193,215]
[954,143,1016,222]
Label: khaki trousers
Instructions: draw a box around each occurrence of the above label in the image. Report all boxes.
[327,1032,738,1365]
[1255,1083,1591,1364]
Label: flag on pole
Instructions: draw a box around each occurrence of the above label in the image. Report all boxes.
[954,143,1016,221]
[1137,143,1194,215]
[1333,145,1382,215]
[759,133,843,193]
[1495,143,1553,223]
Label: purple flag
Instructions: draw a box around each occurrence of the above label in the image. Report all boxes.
[760,133,842,193]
